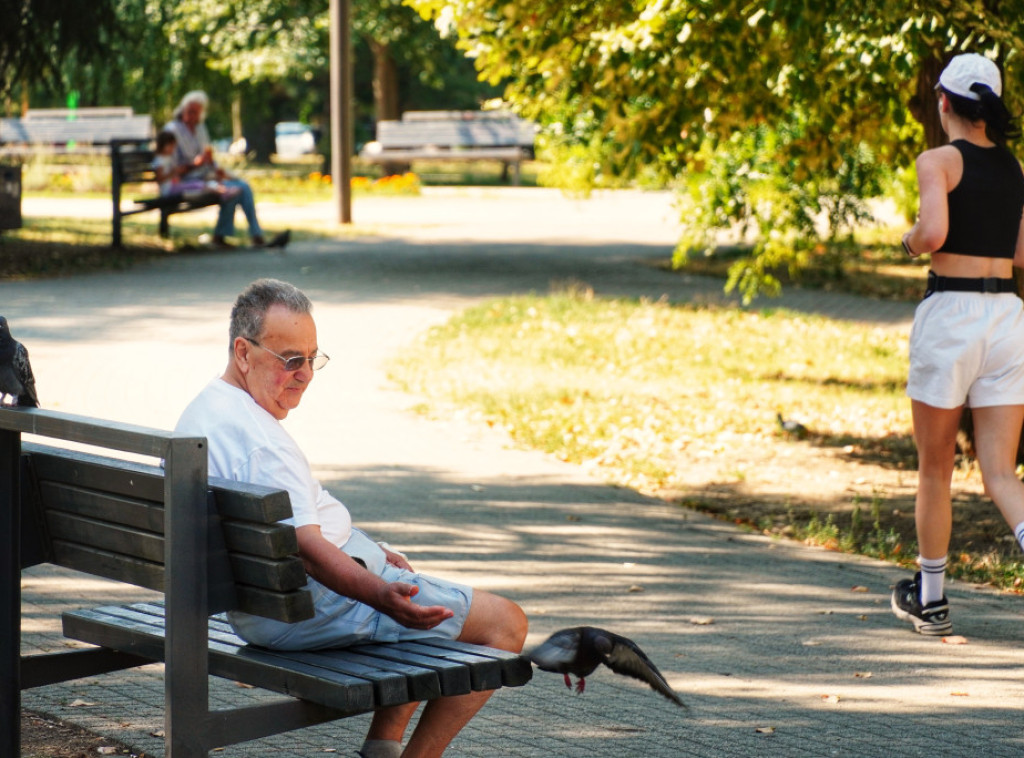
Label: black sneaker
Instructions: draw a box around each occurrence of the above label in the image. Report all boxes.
[891,572,952,636]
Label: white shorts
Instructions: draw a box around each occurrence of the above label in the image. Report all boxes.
[227,529,473,650]
[907,290,1024,409]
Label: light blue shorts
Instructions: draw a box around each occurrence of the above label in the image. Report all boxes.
[227,529,473,650]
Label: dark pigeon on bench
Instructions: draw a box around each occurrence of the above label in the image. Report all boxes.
[528,626,686,707]
[0,315,38,407]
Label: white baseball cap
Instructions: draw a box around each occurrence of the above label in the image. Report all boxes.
[939,53,1002,100]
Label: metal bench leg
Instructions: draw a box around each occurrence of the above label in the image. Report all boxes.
[159,210,171,239]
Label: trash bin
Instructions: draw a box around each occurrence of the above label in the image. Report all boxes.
[0,164,22,230]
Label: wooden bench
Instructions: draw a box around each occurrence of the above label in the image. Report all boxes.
[0,107,153,157]
[110,139,223,248]
[360,110,536,185]
[1,406,532,757]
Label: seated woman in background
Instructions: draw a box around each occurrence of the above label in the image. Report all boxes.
[164,90,288,250]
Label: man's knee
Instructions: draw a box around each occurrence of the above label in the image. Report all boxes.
[462,591,527,652]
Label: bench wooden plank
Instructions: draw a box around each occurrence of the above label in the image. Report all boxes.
[344,643,472,696]
[0,115,152,145]
[205,616,443,702]
[388,641,503,691]
[409,637,534,687]
[63,606,376,714]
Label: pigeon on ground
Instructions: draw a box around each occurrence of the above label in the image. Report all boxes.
[776,412,808,439]
[528,626,686,707]
[0,316,39,407]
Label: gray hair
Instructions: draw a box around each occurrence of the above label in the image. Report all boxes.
[173,90,209,121]
[229,279,313,348]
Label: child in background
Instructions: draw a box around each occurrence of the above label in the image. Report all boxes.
[152,130,238,200]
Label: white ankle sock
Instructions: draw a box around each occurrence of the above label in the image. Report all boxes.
[918,556,947,605]
[359,740,402,758]
[1015,521,1024,554]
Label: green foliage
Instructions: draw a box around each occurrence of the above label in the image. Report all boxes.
[674,121,885,303]
[411,0,1024,300]
[0,0,121,99]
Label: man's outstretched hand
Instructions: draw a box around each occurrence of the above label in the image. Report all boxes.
[378,582,455,630]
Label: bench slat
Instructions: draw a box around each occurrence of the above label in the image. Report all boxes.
[41,480,162,531]
[205,616,442,702]
[344,643,472,696]
[407,637,534,687]
[46,510,163,562]
[382,641,503,691]
[63,606,376,714]
[221,520,299,558]
[51,540,164,593]
[28,445,295,524]
[235,585,315,622]
[229,553,307,590]
[28,445,164,502]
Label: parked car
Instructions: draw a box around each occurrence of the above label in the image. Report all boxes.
[274,122,317,158]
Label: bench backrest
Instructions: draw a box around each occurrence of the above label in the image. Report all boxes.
[0,115,153,146]
[376,111,536,150]
[111,140,158,188]
[18,441,312,624]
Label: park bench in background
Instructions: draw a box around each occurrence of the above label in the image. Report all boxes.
[0,107,153,156]
[360,110,537,185]
[110,139,223,248]
[1,406,532,758]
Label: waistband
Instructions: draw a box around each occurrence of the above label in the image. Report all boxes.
[925,270,1016,298]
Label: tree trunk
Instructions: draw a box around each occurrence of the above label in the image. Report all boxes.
[231,94,243,143]
[370,40,400,123]
[910,55,946,149]
[370,39,407,176]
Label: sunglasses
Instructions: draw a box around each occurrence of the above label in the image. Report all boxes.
[246,338,330,372]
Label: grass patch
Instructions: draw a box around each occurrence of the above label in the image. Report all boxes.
[389,289,1024,592]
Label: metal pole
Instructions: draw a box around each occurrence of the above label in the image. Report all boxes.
[329,0,354,224]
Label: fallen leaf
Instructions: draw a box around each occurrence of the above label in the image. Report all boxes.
[235,681,256,689]
[802,640,822,647]
[96,748,118,755]
[850,585,869,593]
[951,692,969,697]
[689,616,715,626]
[854,672,873,679]
[942,635,969,645]
[755,726,775,735]
[857,614,868,621]
[627,585,645,593]
[68,699,97,707]
[151,730,165,738]
[821,694,841,704]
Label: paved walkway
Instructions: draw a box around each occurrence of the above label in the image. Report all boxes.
[11,189,1023,757]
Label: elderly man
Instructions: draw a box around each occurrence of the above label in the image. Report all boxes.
[175,279,528,758]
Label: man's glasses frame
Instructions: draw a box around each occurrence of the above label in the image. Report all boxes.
[246,338,330,372]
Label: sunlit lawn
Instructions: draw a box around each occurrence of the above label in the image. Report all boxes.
[389,290,912,494]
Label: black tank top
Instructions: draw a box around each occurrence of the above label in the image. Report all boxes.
[938,140,1024,258]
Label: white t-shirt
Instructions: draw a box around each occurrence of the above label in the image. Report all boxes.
[174,377,353,546]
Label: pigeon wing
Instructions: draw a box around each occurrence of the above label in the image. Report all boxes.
[603,634,687,708]
[14,342,38,407]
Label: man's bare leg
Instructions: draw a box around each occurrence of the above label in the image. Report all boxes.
[400,590,528,758]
